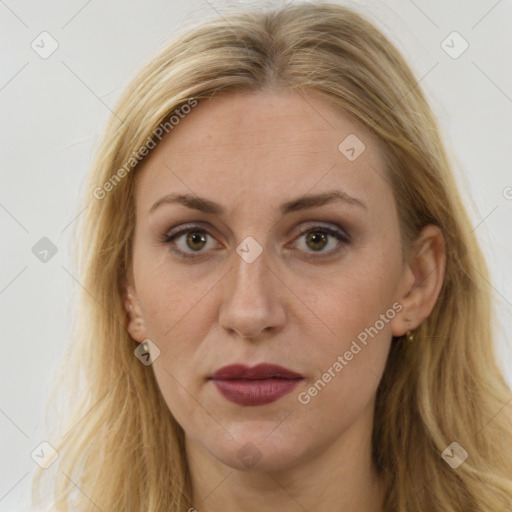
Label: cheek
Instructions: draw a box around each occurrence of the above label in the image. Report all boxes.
[143,287,215,429]
[143,288,214,376]
[296,277,394,428]
[135,252,212,342]
[295,242,400,405]
[306,253,400,351]
[150,359,216,441]
[135,267,217,422]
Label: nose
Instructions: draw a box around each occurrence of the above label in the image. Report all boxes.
[218,250,287,340]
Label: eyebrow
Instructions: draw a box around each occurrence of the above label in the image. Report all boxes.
[149,190,367,215]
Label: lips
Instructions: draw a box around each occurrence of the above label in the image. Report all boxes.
[209,364,303,406]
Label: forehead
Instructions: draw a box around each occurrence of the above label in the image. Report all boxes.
[133,89,392,216]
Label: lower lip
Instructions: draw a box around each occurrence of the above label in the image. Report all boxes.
[212,378,302,406]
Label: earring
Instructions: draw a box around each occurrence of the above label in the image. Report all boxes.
[406,330,415,343]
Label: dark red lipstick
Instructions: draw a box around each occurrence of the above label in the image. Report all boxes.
[209,364,303,406]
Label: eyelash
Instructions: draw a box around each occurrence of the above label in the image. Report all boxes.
[160,224,351,261]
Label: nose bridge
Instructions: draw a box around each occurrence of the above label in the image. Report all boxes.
[219,245,285,338]
[231,248,270,302]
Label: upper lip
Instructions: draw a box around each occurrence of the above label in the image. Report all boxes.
[210,363,303,380]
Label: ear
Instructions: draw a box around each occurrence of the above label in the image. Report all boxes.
[124,281,149,343]
[391,224,446,337]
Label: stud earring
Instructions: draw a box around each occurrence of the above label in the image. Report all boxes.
[406,330,415,343]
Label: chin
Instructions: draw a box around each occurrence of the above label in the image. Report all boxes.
[206,428,308,473]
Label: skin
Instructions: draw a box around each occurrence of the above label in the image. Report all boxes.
[125,89,446,511]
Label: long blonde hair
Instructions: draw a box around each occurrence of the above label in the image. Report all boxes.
[32,2,512,510]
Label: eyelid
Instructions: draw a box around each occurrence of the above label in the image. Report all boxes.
[295,222,350,241]
[162,222,215,242]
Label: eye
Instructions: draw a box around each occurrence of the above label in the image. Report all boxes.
[292,225,350,259]
[161,223,351,261]
[161,225,221,260]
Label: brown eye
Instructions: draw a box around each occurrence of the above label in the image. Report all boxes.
[304,231,329,251]
[185,232,208,251]
[162,226,220,260]
[293,225,350,259]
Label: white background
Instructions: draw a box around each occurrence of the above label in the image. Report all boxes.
[1,0,511,510]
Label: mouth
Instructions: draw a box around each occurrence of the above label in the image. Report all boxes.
[208,363,304,406]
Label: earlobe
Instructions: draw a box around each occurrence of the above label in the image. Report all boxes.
[391,224,446,337]
[124,283,149,343]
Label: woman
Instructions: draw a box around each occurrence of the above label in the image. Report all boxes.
[32,2,512,511]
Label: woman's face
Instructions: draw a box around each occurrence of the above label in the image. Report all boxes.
[126,89,420,472]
